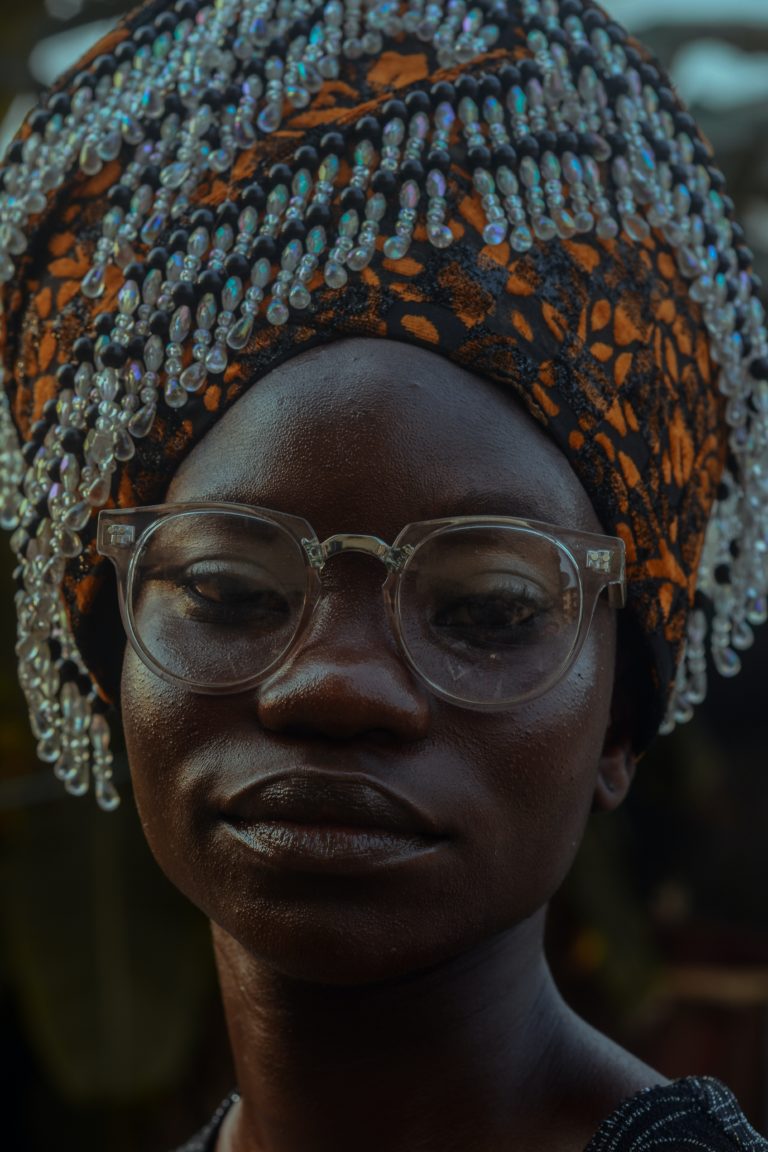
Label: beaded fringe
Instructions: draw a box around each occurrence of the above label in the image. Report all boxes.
[0,0,767,806]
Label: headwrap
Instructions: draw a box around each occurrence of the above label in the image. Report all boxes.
[1,0,766,810]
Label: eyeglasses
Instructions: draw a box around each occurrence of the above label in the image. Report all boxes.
[97,502,626,712]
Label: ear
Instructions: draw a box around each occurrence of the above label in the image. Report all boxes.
[593,725,636,813]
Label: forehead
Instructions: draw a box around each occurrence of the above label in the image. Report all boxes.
[167,337,602,537]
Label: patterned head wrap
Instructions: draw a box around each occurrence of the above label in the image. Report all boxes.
[1,0,767,810]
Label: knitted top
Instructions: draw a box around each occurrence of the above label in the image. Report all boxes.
[173,1076,768,1151]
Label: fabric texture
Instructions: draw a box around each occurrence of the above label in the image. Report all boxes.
[171,1078,768,1151]
[2,0,728,748]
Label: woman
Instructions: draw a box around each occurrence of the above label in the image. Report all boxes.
[2,0,767,1147]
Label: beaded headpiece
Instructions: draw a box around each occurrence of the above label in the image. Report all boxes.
[1,0,767,810]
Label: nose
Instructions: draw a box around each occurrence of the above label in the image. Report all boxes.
[255,561,431,742]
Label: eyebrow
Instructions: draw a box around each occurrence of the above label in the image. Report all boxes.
[442,488,551,521]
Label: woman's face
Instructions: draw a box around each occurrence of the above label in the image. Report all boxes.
[121,338,629,984]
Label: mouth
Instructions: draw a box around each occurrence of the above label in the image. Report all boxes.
[218,771,446,874]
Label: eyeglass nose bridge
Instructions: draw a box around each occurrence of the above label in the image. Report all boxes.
[302,533,414,573]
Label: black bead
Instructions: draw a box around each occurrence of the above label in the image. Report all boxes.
[199,269,223,294]
[164,93,185,117]
[47,459,61,483]
[294,145,320,171]
[371,168,397,194]
[716,481,731,501]
[538,130,557,155]
[153,8,183,33]
[605,21,626,44]
[692,140,711,164]
[7,142,23,164]
[281,220,307,242]
[714,563,730,586]
[252,235,277,260]
[675,111,697,135]
[559,0,583,16]
[22,442,39,465]
[382,98,407,121]
[653,139,672,163]
[202,87,223,110]
[737,246,754,271]
[147,246,168,270]
[604,74,630,97]
[73,337,94,364]
[95,313,115,337]
[58,660,79,684]
[638,64,659,87]
[467,145,492,170]
[479,74,502,100]
[93,53,116,79]
[216,200,240,226]
[191,208,215,231]
[133,26,155,47]
[172,281,196,307]
[519,60,540,85]
[426,149,451,174]
[30,419,49,445]
[581,8,605,31]
[624,47,642,69]
[175,0,198,17]
[526,15,547,34]
[556,131,578,156]
[708,167,727,191]
[405,90,431,114]
[354,115,381,143]
[61,428,83,452]
[750,357,768,381]
[108,184,133,209]
[149,310,170,336]
[225,84,242,106]
[572,45,597,71]
[48,638,62,662]
[400,159,425,184]
[689,192,705,214]
[455,76,478,101]
[42,398,59,423]
[243,182,266,209]
[320,131,345,156]
[498,65,521,91]
[703,224,718,247]
[29,111,50,134]
[306,202,332,227]
[85,403,99,425]
[605,132,627,157]
[225,253,251,279]
[202,126,220,147]
[731,222,746,243]
[92,697,112,716]
[723,194,735,214]
[430,80,456,106]
[492,143,518,169]
[729,540,741,559]
[49,92,71,116]
[340,186,366,212]
[518,137,540,159]
[127,337,145,359]
[548,27,568,47]
[56,364,76,388]
[114,42,135,63]
[169,228,190,253]
[33,497,49,521]
[142,164,161,189]
[658,86,677,113]
[268,162,293,188]
[669,163,687,186]
[102,343,127,368]
[123,261,145,285]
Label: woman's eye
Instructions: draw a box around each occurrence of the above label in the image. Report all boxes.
[434,592,543,630]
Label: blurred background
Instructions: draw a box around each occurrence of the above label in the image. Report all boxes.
[1,1,768,1148]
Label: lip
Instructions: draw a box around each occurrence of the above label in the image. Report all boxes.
[218,771,445,874]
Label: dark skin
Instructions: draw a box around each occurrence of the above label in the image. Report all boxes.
[120,338,665,1152]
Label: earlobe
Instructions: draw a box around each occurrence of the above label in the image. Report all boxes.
[593,732,637,813]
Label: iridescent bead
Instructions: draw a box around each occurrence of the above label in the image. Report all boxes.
[164,378,188,408]
[196,293,218,330]
[205,344,228,374]
[289,283,312,308]
[251,258,272,288]
[227,313,255,350]
[170,306,192,343]
[223,277,243,311]
[324,259,348,288]
[266,298,290,325]
[383,235,409,259]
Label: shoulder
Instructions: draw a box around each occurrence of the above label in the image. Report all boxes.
[586,1076,768,1151]
[171,1092,239,1152]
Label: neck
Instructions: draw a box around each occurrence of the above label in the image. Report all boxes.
[212,912,582,1152]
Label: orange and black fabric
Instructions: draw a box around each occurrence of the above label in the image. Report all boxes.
[2,0,726,745]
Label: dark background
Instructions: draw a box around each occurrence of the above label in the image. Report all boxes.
[2,2,768,1148]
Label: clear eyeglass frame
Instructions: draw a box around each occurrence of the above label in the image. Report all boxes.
[97,502,627,712]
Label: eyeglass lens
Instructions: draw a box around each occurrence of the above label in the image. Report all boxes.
[128,511,583,703]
